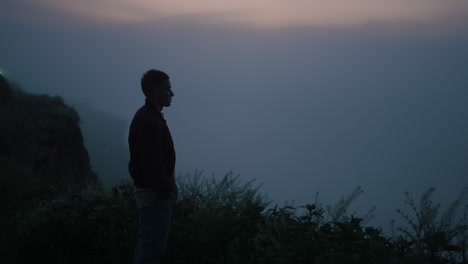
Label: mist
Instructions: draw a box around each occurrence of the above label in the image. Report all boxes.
[1,3,467,230]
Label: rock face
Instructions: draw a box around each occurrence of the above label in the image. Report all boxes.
[0,74,12,103]
[0,74,97,187]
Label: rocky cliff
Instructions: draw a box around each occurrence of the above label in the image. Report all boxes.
[0,74,97,188]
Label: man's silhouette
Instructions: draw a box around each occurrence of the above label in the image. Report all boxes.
[128,69,177,263]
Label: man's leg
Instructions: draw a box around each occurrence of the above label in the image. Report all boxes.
[133,200,172,264]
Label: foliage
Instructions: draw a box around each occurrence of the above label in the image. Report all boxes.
[394,187,468,264]
[0,170,467,263]
[1,182,138,263]
[166,171,269,263]
[252,190,390,264]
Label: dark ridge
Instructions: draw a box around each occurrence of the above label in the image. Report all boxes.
[0,74,12,102]
[0,75,97,188]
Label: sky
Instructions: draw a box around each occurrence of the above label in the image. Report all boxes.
[1,0,468,230]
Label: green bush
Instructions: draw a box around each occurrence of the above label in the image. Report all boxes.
[167,171,269,264]
[1,171,466,263]
[394,187,468,264]
[252,192,390,264]
[1,182,138,263]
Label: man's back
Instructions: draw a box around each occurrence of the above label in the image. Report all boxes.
[128,100,175,192]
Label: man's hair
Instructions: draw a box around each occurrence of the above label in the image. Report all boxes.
[141,69,170,98]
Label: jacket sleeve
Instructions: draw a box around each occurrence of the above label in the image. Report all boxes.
[134,119,173,196]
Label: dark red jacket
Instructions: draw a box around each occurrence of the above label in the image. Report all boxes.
[128,100,176,197]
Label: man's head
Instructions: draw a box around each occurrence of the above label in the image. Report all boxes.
[141,69,174,108]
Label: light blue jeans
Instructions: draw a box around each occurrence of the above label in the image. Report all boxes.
[133,199,172,264]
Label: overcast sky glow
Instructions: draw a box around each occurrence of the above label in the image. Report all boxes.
[19,0,468,28]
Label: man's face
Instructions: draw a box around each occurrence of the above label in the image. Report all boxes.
[156,80,174,107]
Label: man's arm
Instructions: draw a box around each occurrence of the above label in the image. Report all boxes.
[136,120,173,199]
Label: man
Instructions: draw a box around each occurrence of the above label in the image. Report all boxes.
[128,69,177,263]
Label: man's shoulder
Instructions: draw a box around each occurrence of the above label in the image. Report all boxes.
[131,104,163,127]
[134,103,159,118]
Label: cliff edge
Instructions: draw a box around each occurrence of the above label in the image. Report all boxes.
[0,74,97,189]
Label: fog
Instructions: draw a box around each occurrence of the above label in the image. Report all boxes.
[1,2,467,230]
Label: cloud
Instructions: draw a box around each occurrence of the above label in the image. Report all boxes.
[22,0,468,29]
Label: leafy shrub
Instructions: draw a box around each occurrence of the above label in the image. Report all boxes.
[394,187,468,264]
[1,171,466,264]
[253,191,390,264]
[1,182,138,263]
[167,171,269,264]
